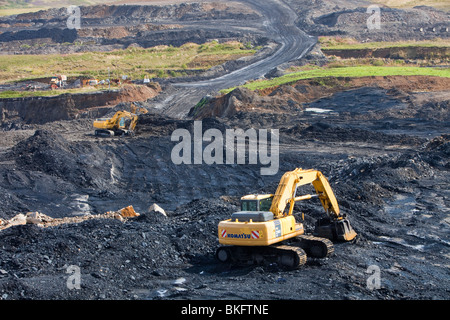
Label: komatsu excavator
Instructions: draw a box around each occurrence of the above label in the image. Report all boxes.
[216,168,357,269]
[93,110,138,137]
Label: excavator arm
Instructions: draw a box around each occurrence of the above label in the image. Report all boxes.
[128,114,138,132]
[270,168,340,219]
[269,168,356,241]
[312,171,341,218]
[108,111,135,130]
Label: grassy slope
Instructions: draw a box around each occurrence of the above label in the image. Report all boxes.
[219,36,449,93]
[371,0,450,11]
[319,37,450,50]
[0,41,256,98]
[0,41,255,84]
[0,87,104,99]
[222,66,450,93]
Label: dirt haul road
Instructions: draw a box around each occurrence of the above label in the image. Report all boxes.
[155,0,316,118]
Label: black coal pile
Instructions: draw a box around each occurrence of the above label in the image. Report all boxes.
[0,186,29,220]
[0,129,449,300]
[0,92,448,300]
[422,134,450,169]
[0,28,77,43]
[281,122,427,145]
[327,134,449,188]
[288,0,449,41]
[0,198,237,300]
[10,130,113,189]
[0,129,127,219]
[137,112,230,136]
[316,135,450,249]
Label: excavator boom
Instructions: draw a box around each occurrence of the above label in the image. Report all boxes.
[270,168,356,241]
[270,168,340,219]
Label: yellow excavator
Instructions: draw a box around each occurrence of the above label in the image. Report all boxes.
[216,168,357,268]
[93,110,139,137]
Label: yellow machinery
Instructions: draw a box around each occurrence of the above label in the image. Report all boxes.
[216,168,357,268]
[50,75,67,89]
[93,110,138,137]
[130,102,148,115]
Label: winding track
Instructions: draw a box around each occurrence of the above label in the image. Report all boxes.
[157,0,316,118]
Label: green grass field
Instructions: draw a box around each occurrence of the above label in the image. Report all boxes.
[371,0,450,11]
[219,36,449,94]
[0,86,104,99]
[0,0,110,16]
[0,41,256,84]
[0,41,256,99]
[318,37,450,50]
[221,66,450,93]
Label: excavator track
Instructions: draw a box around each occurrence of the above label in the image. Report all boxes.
[216,244,307,269]
[295,234,334,258]
[94,129,115,137]
[274,245,308,269]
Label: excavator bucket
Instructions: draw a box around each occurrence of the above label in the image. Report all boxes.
[314,217,357,242]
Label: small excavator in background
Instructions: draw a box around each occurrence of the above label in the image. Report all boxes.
[50,75,67,89]
[93,103,148,137]
[216,168,357,269]
[93,110,139,137]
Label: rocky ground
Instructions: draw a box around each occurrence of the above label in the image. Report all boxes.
[0,0,448,55]
[0,1,262,54]
[287,0,449,41]
[0,0,448,304]
[0,73,448,301]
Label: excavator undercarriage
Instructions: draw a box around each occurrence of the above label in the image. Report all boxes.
[216,235,334,269]
[216,244,307,269]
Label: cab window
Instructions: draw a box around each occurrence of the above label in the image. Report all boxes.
[259,197,273,211]
[241,200,258,211]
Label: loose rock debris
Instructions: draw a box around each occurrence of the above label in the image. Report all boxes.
[0,206,139,230]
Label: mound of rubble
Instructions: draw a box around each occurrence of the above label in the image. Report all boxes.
[0,133,448,300]
[0,2,261,54]
[189,76,450,120]
[0,206,139,231]
[287,0,449,41]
